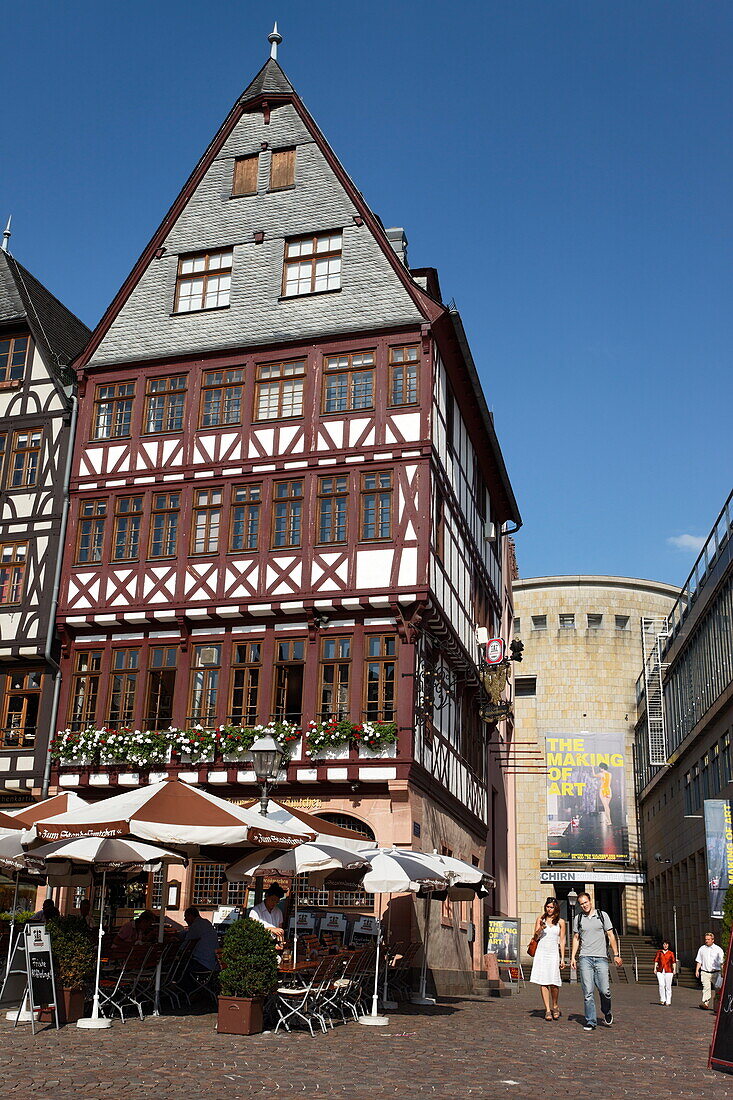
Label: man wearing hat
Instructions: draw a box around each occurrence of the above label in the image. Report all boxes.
[249,883,286,945]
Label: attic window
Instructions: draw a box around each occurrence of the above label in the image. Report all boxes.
[269,148,296,191]
[232,155,259,197]
[174,250,233,313]
[283,232,342,297]
[0,335,29,386]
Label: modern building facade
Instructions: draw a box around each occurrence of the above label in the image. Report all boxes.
[0,242,89,803]
[512,575,678,948]
[50,42,521,989]
[635,491,733,963]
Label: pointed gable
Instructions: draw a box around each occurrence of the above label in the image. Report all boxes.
[0,251,90,380]
[83,61,441,369]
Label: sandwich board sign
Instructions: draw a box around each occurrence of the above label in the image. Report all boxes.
[23,923,58,1033]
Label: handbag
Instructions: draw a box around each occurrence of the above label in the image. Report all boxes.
[527,935,539,957]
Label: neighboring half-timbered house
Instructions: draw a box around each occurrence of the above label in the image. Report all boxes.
[54,39,521,989]
[0,243,90,799]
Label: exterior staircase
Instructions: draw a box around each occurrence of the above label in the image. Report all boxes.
[621,934,699,990]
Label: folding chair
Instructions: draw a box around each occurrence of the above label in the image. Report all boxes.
[338,945,377,1022]
[386,941,420,1002]
[123,943,165,1019]
[275,955,342,1036]
[158,939,195,1011]
[301,934,325,960]
[98,946,152,1022]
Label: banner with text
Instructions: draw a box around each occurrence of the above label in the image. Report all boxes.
[546,732,629,862]
[704,800,733,919]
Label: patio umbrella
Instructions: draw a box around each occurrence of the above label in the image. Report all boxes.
[24,777,312,851]
[226,842,370,963]
[0,792,87,832]
[240,799,371,853]
[27,835,186,1031]
[356,848,449,1027]
[410,851,495,1005]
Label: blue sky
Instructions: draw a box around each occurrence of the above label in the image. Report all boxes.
[2,1,731,587]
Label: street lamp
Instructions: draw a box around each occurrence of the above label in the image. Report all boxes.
[247,734,285,816]
[567,889,578,983]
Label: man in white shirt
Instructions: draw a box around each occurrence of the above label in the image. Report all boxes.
[249,884,286,945]
[696,931,725,1009]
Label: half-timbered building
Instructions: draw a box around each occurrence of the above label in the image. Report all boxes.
[54,38,521,989]
[0,238,90,800]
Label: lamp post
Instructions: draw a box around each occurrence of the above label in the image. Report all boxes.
[247,734,285,816]
[567,889,578,983]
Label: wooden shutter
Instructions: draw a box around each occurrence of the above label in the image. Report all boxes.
[269,148,295,191]
[232,155,259,197]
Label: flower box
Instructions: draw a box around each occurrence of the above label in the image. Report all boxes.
[357,742,397,759]
[310,743,351,761]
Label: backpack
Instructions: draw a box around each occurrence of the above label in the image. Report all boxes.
[574,908,612,951]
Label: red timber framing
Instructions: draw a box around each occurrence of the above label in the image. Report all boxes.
[54,57,521,909]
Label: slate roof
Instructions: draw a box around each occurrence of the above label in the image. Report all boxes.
[238,58,295,105]
[0,251,90,379]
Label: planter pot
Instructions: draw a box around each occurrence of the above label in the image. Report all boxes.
[311,743,351,761]
[217,995,264,1035]
[357,742,397,759]
[59,987,86,1025]
[222,748,252,764]
[177,751,215,765]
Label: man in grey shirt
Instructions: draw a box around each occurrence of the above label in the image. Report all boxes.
[570,891,623,1031]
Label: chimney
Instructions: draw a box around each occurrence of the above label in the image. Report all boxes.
[386,227,408,268]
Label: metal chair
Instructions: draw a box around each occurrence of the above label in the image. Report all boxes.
[386,941,420,1002]
[274,955,343,1036]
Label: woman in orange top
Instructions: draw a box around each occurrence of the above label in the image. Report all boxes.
[653,939,676,1005]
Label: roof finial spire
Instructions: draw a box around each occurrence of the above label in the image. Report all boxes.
[268,21,282,61]
[1,216,11,254]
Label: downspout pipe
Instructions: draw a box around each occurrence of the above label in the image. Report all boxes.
[41,392,78,798]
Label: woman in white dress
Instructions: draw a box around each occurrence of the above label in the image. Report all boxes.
[529,897,566,1020]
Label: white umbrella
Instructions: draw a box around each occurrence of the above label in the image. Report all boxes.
[355,848,448,1026]
[227,843,369,963]
[28,836,186,1031]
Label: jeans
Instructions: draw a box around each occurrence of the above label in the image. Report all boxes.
[578,955,611,1026]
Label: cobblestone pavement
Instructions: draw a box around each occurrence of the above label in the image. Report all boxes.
[1,982,731,1098]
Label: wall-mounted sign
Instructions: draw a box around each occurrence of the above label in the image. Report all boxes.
[485,639,505,665]
[704,800,733,918]
[540,870,645,885]
[545,732,629,863]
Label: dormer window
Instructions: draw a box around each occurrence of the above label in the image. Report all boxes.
[0,335,29,386]
[283,232,342,297]
[174,250,233,313]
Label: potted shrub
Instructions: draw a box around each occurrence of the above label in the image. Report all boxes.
[47,916,96,1024]
[217,917,279,1035]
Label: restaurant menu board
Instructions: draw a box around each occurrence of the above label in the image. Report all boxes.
[710,949,733,1074]
[289,911,316,933]
[25,923,57,1015]
[319,912,347,934]
[352,916,379,938]
[486,919,520,964]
